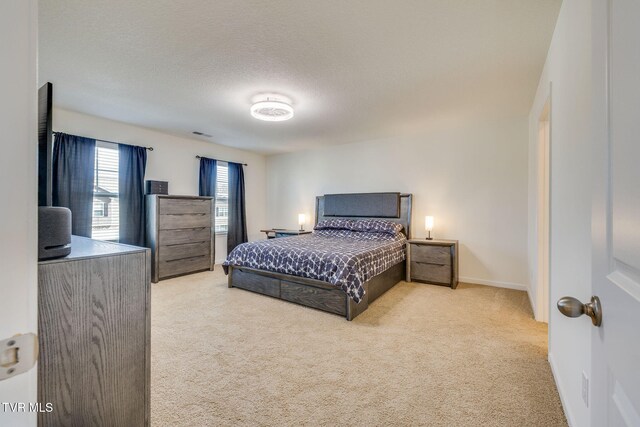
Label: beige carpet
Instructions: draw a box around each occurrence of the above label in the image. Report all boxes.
[151,268,567,427]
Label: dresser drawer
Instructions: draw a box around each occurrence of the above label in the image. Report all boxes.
[159,213,211,230]
[410,261,452,285]
[159,241,210,262]
[158,255,211,279]
[410,244,451,265]
[160,228,210,246]
[159,198,211,215]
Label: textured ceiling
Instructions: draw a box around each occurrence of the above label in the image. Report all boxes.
[39,0,561,154]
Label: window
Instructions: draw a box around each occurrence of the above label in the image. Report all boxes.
[215,206,228,217]
[215,162,228,233]
[93,201,106,218]
[92,142,119,240]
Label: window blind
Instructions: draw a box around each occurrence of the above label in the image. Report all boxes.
[91,142,119,240]
[215,162,228,233]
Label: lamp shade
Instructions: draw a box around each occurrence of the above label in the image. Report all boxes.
[425,216,434,232]
[298,213,306,226]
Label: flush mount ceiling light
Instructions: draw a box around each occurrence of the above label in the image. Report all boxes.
[250,95,294,122]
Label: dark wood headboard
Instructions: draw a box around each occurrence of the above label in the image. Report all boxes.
[315,193,413,238]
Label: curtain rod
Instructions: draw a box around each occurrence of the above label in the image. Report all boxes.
[53,131,154,151]
[195,155,247,166]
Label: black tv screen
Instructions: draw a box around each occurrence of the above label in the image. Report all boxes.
[38,82,53,206]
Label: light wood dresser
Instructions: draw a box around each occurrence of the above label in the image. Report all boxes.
[406,239,459,288]
[146,195,214,283]
[38,236,150,426]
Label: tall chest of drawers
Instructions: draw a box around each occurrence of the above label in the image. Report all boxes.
[146,195,214,282]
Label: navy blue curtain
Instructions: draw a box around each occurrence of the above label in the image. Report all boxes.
[227,162,247,254]
[119,144,147,246]
[198,157,217,197]
[198,157,217,265]
[52,133,96,237]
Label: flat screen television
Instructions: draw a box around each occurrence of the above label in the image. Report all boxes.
[38,82,53,206]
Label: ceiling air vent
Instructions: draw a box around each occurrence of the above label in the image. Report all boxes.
[192,131,212,138]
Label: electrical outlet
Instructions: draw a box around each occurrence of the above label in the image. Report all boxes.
[582,371,589,407]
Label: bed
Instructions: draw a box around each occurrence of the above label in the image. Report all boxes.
[223,193,412,320]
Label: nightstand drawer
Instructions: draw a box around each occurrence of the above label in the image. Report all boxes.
[275,231,310,238]
[410,261,452,284]
[410,244,451,265]
[275,232,294,238]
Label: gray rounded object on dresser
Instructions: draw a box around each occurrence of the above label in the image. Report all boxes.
[38,206,72,260]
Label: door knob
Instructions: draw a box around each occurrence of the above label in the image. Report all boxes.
[557,296,602,327]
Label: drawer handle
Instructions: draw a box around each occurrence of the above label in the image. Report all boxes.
[166,255,206,263]
[414,246,450,251]
[164,240,208,247]
[414,261,447,267]
[166,227,208,231]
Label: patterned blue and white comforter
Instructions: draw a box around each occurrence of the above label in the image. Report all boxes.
[223,229,406,303]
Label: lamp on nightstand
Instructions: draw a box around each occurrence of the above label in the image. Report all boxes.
[425,215,434,240]
[298,213,306,231]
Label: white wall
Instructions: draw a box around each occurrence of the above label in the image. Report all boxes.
[0,1,38,425]
[54,108,268,262]
[267,116,529,289]
[527,0,592,425]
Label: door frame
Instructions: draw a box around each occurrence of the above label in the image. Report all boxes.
[536,97,551,323]
[531,83,552,323]
[0,1,39,426]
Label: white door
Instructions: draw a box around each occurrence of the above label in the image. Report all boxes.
[589,0,640,425]
[0,1,39,426]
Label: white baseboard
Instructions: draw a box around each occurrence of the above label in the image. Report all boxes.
[527,286,538,318]
[548,351,575,427]
[458,276,528,291]
[215,259,226,265]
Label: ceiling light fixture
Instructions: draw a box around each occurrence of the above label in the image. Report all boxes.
[250,95,294,122]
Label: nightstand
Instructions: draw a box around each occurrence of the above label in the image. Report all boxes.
[406,239,459,289]
[260,229,312,239]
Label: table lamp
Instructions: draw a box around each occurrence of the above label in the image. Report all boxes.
[298,213,306,231]
[425,215,434,240]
